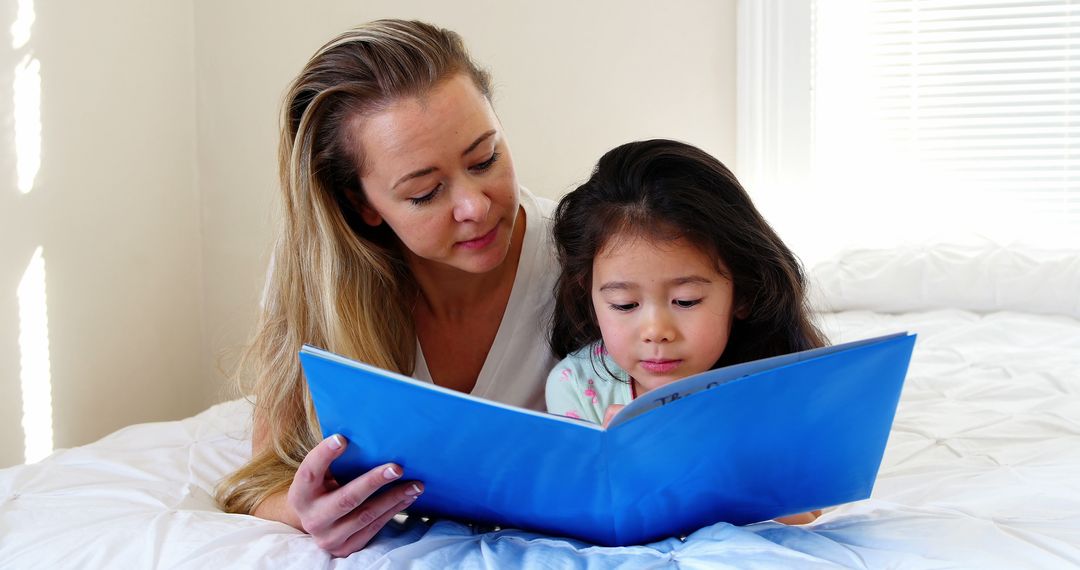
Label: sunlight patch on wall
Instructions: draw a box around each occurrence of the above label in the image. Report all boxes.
[10,0,50,464]
[9,0,34,49]
[18,247,53,464]
[13,53,40,194]
[12,0,39,195]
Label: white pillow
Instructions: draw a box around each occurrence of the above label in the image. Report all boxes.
[809,242,1080,319]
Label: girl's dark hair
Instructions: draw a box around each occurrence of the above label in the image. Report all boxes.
[549,139,827,367]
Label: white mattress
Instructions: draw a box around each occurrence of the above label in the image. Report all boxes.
[2,243,1079,569]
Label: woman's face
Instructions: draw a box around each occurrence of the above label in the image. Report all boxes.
[352,74,521,276]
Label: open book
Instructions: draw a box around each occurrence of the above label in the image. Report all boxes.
[301,332,916,546]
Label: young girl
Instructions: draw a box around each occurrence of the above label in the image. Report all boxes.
[546,138,827,427]
[546,139,827,526]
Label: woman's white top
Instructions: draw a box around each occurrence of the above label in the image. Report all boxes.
[411,186,559,411]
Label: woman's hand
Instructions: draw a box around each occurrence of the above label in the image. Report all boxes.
[287,434,425,557]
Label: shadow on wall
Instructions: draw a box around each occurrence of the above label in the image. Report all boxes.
[0,0,210,468]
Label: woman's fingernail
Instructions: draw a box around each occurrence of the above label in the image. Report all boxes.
[383,465,401,480]
[328,434,343,450]
[405,483,423,496]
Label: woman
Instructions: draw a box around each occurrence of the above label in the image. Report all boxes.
[215,19,559,557]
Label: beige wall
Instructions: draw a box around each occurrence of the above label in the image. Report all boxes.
[0,1,735,467]
[0,1,203,466]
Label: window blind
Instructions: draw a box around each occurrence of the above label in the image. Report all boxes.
[811,0,1080,238]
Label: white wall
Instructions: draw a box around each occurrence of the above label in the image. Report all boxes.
[0,0,736,467]
[0,1,203,466]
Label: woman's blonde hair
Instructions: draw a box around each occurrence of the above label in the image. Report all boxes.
[215,19,493,515]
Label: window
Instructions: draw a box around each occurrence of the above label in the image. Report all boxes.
[738,0,1080,264]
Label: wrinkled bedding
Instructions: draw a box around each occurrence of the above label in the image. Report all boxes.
[2,244,1079,569]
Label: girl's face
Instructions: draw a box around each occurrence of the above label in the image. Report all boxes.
[352,74,520,276]
[591,234,738,394]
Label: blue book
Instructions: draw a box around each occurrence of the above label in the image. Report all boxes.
[301,332,916,546]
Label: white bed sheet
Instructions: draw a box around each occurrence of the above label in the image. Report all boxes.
[3,246,1080,569]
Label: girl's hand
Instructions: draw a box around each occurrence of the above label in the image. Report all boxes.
[774,510,822,525]
[287,434,424,557]
[601,404,625,428]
